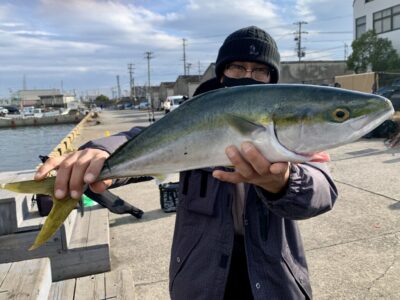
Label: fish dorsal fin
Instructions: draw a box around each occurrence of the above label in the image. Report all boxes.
[224,114,264,135]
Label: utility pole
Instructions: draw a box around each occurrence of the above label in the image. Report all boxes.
[116,75,121,101]
[186,63,192,75]
[293,21,307,62]
[22,74,27,90]
[198,61,202,76]
[111,87,116,100]
[182,38,187,75]
[344,42,349,60]
[128,63,136,103]
[145,51,155,122]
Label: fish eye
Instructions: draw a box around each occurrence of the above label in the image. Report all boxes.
[332,108,350,122]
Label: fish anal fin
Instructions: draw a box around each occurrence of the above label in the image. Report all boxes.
[224,114,264,135]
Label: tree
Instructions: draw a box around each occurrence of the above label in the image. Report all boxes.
[94,94,110,107]
[347,30,400,73]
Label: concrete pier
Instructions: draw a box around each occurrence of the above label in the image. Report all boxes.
[3,109,400,299]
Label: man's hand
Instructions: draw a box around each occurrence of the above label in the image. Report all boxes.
[34,149,112,199]
[212,142,290,194]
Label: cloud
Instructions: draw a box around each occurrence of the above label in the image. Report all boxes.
[0,0,354,97]
[38,0,182,48]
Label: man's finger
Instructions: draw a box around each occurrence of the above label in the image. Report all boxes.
[53,153,80,199]
[269,162,289,175]
[226,146,254,178]
[84,152,109,184]
[212,170,245,184]
[34,156,65,180]
[89,180,112,194]
[68,151,93,199]
[241,142,271,176]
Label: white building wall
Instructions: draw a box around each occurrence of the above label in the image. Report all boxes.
[354,0,400,52]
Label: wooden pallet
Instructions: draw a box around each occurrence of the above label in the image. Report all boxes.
[0,170,110,281]
[49,269,136,300]
[0,258,52,300]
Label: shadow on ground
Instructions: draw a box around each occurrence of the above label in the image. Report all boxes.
[109,209,174,227]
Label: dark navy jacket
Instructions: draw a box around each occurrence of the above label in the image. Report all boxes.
[82,78,338,299]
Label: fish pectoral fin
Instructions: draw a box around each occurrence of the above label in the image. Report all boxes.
[29,195,80,251]
[224,114,265,135]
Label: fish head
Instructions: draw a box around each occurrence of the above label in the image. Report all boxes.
[272,86,395,154]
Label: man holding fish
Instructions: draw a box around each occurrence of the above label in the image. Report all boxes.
[32,26,393,299]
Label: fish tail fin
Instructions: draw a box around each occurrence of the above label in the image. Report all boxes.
[0,177,79,251]
[29,195,80,251]
[0,177,56,196]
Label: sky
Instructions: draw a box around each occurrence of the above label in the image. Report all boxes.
[0,0,354,98]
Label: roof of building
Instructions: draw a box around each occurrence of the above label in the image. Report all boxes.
[160,82,175,88]
[176,75,201,83]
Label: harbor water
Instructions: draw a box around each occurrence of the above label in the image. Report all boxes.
[0,124,75,172]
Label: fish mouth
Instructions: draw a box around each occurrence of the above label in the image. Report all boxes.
[349,105,394,135]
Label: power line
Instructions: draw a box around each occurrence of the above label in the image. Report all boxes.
[281,45,344,59]
[310,31,352,34]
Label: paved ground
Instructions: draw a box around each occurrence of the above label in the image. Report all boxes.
[74,109,400,299]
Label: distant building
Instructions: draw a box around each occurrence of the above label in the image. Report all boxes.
[280,60,352,85]
[159,82,175,102]
[174,75,202,98]
[200,63,216,84]
[40,94,75,108]
[0,98,11,106]
[353,0,400,52]
[150,86,160,109]
[17,89,75,108]
[18,89,59,107]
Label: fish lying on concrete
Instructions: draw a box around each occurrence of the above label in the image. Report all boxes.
[0,84,394,250]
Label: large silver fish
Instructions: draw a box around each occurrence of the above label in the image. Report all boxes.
[0,84,394,249]
[99,84,394,179]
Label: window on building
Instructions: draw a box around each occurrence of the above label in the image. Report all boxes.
[356,16,366,39]
[365,0,374,3]
[374,5,400,34]
[394,5,400,30]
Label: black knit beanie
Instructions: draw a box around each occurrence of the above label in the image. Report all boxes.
[215,26,280,83]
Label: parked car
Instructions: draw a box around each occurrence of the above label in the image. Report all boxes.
[0,107,8,116]
[165,95,188,112]
[124,103,133,109]
[376,85,400,111]
[139,102,150,110]
[3,105,19,114]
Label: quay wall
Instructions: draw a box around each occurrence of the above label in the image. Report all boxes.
[48,112,96,158]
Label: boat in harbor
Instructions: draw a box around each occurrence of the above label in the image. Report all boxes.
[0,108,85,128]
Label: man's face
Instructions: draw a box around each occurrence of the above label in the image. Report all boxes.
[221,61,271,84]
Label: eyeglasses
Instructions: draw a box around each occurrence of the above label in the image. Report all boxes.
[224,63,270,82]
